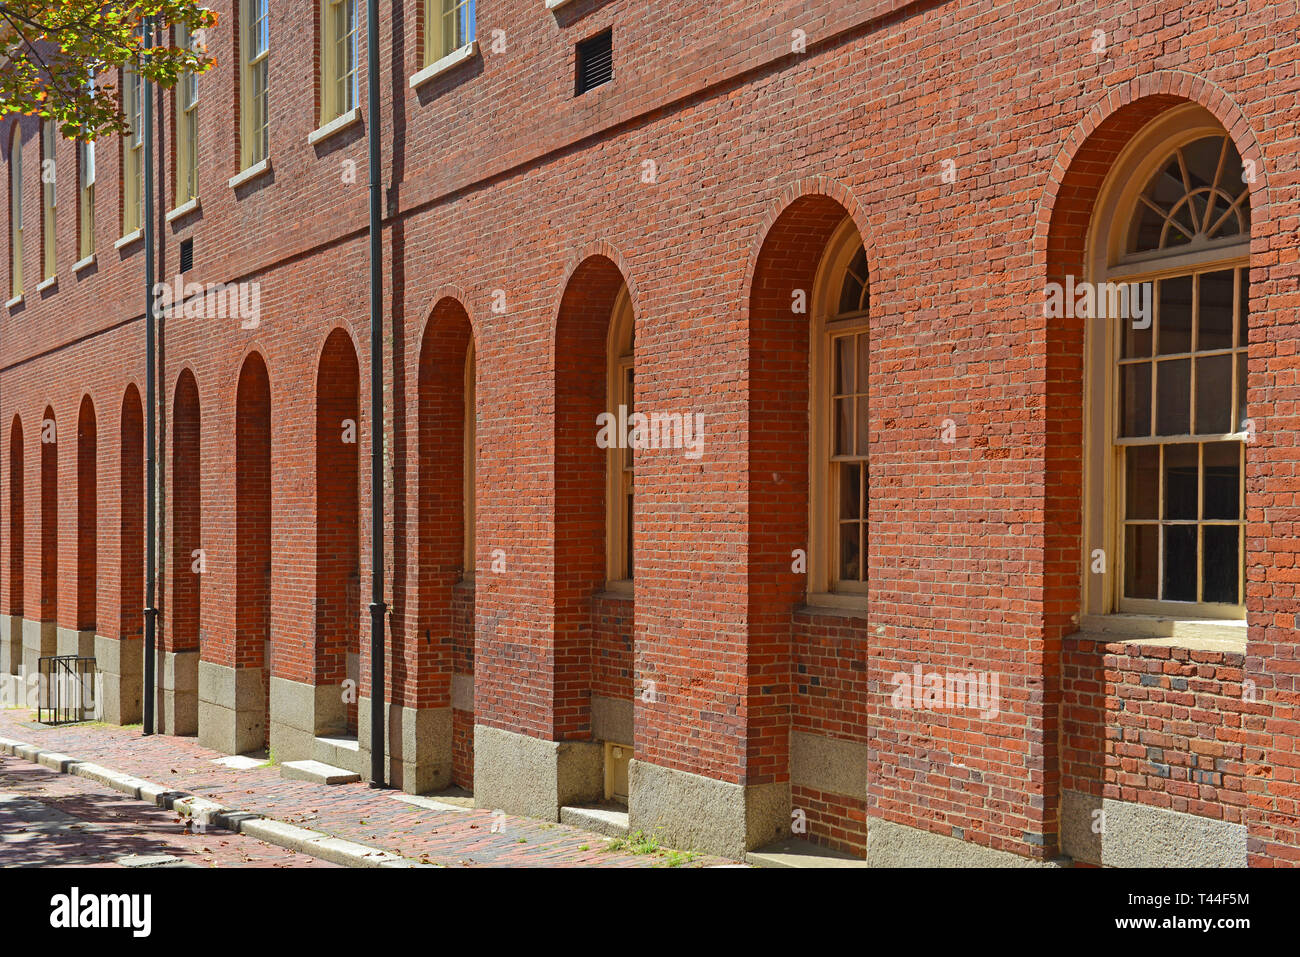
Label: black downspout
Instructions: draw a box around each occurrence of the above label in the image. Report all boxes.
[365,0,386,787]
[142,15,157,737]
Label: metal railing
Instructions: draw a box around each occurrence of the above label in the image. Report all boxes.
[36,656,97,725]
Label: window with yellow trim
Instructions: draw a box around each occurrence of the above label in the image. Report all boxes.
[321,0,358,124]
[606,289,634,585]
[121,63,144,235]
[240,0,270,169]
[78,136,95,260]
[424,0,475,67]
[175,20,199,205]
[40,119,55,281]
[1083,105,1251,628]
[9,124,23,298]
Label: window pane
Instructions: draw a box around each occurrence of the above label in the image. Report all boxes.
[1123,287,1153,358]
[1121,363,1151,437]
[1198,270,1235,351]
[1163,524,1197,602]
[1157,276,1193,355]
[1194,354,1232,434]
[855,332,868,394]
[1236,352,1247,432]
[834,398,851,456]
[1124,524,1159,599]
[1162,443,1198,520]
[1155,358,1190,435]
[1237,269,1248,345]
[838,523,861,583]
[855,396,869,456]
[1125,445,1159,520]
[1202,525,1239,604]
[1202,441,1240,521]
[834,336,853,394]
[839,463,860,520]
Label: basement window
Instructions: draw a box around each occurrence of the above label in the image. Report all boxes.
[575,29,612,96]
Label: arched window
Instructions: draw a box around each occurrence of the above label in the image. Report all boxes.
[463,340,476,579]
[606,288,634,587]
[809,218,869,599]
[9,124,23,299]
[1084,106,1250,627]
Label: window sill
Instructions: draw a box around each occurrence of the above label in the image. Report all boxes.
[800,593,869,619]
[546,0,578,8]
[36,276,56,293]
[5,294,23,309]
[1074,613,1246,653]
[166,197,200,223]
[410,41,477,89]
[228,159,272,190]
[73,254,96,273]
[309,108,361,145]
[601,580,634,599]
[114,230,142,251]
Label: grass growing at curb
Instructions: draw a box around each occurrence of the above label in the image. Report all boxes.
[602,829,701,866]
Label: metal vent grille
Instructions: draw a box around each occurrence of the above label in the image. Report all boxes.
[179,238,193,274]
[575,30,613,96]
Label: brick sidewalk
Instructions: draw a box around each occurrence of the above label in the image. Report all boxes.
[0,755,337,867]
[0,709,730,867]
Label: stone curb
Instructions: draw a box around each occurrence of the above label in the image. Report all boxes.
[0,734,435,868]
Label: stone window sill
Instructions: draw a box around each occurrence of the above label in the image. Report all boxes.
[800,593,870,620]
[114,230,142,251]
[73,254,96,273]
[229,158,272,190]
[410,41,477,89]
[36,276,56,293]
[308,107,361,145]
[1073,614,1246,654]
[166,197,200,223]
[5,294,23,309]
[546,0,578,8]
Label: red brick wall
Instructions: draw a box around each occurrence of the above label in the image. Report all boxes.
[0,0,1297,863]
[1063,637,1254,825]
[591,592,633,704]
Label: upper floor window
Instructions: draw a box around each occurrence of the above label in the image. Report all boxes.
[121,62,144,235]
[1084,106,1251,626]
[425,0,475,67]
[240,0,270,169]
[322,0,359,123]
[9,124,23,299]
[175,20,200,205]
[40,120,55,281]
[78,137,95,260]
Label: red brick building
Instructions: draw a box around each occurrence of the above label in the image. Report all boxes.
[1,0,1297,865]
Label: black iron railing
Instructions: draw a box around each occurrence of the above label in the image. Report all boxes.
[36,656,97,725]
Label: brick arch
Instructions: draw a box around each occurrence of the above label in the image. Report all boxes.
[39,405,56,627]
[412,296,475,725]
[546,243,642,373]
[552,253,635,743]
[8,415,22,619]
[119,386,144,650]
[742,189,866,793]
[76,395,96,632]
[170,370,201,659]
[1034,73,1270,269]
[236,351,272,747]
[738,175,874,322]
[419,285,481,350]
[315,327,361,733]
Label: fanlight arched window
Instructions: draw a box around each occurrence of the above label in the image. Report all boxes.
[810,218,869,600]
[1085,107,1250,626]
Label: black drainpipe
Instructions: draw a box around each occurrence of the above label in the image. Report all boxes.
[141,14,157,736]
[365,0,386,787]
